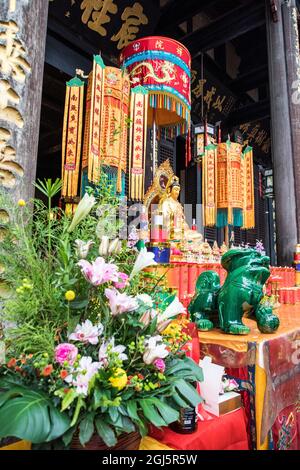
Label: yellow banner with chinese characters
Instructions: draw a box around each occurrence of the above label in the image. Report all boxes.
[202,144,217,227]
[61,77,84,197]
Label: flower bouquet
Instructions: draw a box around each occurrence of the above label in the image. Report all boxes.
[0,177,203,449]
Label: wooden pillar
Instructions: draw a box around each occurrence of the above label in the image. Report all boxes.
[282,0,300,242]
[265,0,297,265]
[0,0,48,203]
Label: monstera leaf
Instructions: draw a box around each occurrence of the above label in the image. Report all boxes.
[167,356,204,382]
[0,385,70,443]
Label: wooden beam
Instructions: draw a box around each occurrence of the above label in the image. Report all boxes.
[229,65,269,92]
[156,0,219,33]
[225,99,270,127]
[181,1,265,56]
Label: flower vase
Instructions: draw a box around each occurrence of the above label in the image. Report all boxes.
[71,431,141,450]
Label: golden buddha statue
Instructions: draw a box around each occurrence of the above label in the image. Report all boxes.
[158,176,203,243]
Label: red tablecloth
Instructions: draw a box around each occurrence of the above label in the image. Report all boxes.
[149,408,249,450]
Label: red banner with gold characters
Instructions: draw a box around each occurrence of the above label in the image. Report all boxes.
[128,86,148,201]
[120,36,191,134]
[61,77,84,198]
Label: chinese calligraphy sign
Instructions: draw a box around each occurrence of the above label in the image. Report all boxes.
[111,3,148,50]
[239,121,271,156]
[80,0,118,36]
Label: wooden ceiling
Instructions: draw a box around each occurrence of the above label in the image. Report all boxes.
[37,0,274,181]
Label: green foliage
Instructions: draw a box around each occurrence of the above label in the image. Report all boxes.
[0,174,204,449]
[34,179,62,200]
[0,384,70,443]
[95,417,117,448]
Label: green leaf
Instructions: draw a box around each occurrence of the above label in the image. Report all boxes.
[92,388,104,411]
[79,414,95,446]
[135,419,148,437]
[148,316,158,336]
[62,426,76,447]
[0,386,70,443]
[174,380,203,407]
[70,300,89,310]
[34,178,62,199]
[108,406,120,423]
[95,417,117,448]
[70,396,86,427]
[172,392,190,408]
[67,316,80,336]
[126,400,139,422]
[61,388,78,412]
[139,399,167,427]
[150,398,179,424]
[0,376,23,390]
[122,402,147,436]
[120,416,136,433]
[167,357,203,382]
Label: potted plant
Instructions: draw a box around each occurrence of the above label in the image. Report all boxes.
[0,176,203,449]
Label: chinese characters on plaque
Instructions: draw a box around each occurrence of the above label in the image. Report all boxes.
[239,121,271,156]
[49,0,155,55]
[80,0,148,49]
[190,66,236,121]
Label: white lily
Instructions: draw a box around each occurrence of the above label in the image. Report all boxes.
[156,297,186,333]
[129,247,157,280]
[159,297,186,323]
[143,335,169,365]
[108,237,121,255]
[67,193,96,233]
[99,236,110,256]
[136,294,153,308]
[74,239,94,259]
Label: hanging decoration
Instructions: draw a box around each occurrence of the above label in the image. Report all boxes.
[81,55,130,195]
[201,140,255,229]
[194,122,216,162]
[81,71,93,195]
[202,143,218,227]
[120,36,191,162]
[128,86,148,201]
[61,77,84,198]
[217,141,243,228]
[241,146,255,229]
[81,55,105,190]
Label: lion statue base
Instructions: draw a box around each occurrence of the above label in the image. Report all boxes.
[188,248,280,335]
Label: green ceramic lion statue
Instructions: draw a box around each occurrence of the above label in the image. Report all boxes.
[188,248,280,335]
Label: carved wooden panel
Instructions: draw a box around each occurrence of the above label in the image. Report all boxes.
[0,1,48,202]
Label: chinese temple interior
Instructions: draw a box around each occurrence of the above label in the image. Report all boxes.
[36,0,286,264]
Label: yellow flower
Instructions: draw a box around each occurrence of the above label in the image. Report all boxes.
[17,199,26,207]
[109,368,127,390]
[65,290,76,301]
[162,321,181,337]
